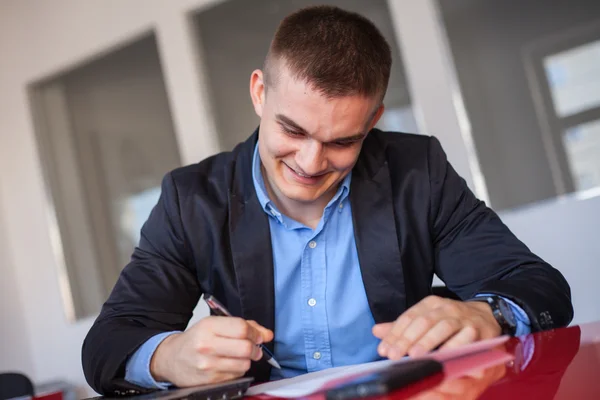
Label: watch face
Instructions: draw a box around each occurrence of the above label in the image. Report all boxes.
[498,298,516,326]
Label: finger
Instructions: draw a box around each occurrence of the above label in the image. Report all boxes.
[389,314,415,340]
[212,317,260,343]
[201,371,245,386]
[439,325,478,350]
[214,372,245,384]
[372,322,393,339]
[378,314,425,357]
[408,319,462,357]
[247,320,274,344]
[201,337,263,360]
[378,297,447,358]
[387,315,438,360]
[199,355,253,374]
[382,296,445,344]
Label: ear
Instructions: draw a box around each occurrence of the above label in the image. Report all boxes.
[249,69,266,118]
[368,104,386,130]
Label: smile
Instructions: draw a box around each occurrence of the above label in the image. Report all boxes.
[284,163,327,183]
[295,170,313,178]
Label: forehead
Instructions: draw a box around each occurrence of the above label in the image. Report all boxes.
[266,66,378,139]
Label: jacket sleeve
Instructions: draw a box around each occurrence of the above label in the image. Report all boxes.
[428,136,573,331]
[82,172,201,395]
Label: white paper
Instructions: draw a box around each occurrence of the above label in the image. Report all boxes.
[246,335,508,398]
[246,359,397,397]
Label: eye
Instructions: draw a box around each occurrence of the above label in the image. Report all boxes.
[281,126,304,137]
[331,140,356,148]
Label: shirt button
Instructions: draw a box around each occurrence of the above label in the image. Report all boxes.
[308,241,317,249]
[308,298,317,307]
[313,351,322,360]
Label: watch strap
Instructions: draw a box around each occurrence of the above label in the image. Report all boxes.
[467,296,517,336]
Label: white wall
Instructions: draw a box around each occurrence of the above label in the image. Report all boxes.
[500,191,600,326]
[0,0,220,396]
[0,182,35,375]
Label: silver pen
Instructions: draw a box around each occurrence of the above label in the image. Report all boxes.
[204,295,281,369]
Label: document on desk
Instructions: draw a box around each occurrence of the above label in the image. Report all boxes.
[246,335,509,398]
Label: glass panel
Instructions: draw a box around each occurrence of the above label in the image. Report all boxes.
[438,0,600,211]
[121,186,163,248]
[30,35,181,320]
[563,119,600,191]
[544,39,600,117]
[193,0,417,152]
[376,105,419,134]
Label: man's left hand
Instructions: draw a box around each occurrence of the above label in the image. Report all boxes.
[372,295,501,360]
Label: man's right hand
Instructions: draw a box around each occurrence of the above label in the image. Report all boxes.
[150,316,274,387]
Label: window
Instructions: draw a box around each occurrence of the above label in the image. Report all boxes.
[542,38,600,191]
[29,34,181,321]
[438,0,600,210]
[192,0,417,151]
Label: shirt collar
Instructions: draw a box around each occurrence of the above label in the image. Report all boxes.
[251,143,351,216]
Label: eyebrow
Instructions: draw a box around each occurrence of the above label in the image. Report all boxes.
[275,113,367,143]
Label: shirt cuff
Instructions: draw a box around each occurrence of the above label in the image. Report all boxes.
[476,294,532,336]
[125,331,181,389]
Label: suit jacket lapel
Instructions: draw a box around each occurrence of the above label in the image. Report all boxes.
[351,136,407,323]
[228,130,275,382]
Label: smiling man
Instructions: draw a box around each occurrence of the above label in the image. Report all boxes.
[82,5,573,395]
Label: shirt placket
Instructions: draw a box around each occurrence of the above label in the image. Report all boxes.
[302,213,334,371]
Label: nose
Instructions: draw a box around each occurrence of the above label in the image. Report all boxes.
[295,140,326,176]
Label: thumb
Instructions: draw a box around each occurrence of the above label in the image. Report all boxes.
[372,322,394,338]
[247,320,274,343]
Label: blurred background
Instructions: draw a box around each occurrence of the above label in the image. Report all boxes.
[0,0,599,397]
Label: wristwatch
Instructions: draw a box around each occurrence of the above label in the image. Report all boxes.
[468,296,517,336]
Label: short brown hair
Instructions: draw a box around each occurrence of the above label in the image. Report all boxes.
[264,5,392,100]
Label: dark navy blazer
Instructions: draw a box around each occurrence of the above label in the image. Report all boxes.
[82,129,572,395]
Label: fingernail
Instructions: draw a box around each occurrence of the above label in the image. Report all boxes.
[254,346,263,360]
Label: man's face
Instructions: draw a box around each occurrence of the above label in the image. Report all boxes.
[249,65,384,206]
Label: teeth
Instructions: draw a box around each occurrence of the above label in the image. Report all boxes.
[297,171,311,178]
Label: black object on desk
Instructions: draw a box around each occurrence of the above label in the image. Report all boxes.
[86,377,253,400]
[324,359,443,400]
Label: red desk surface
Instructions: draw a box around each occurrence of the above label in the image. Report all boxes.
[253,321,600,400]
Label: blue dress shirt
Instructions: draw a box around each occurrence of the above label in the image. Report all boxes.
[249,146,381,380]
[125,143,531,388]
